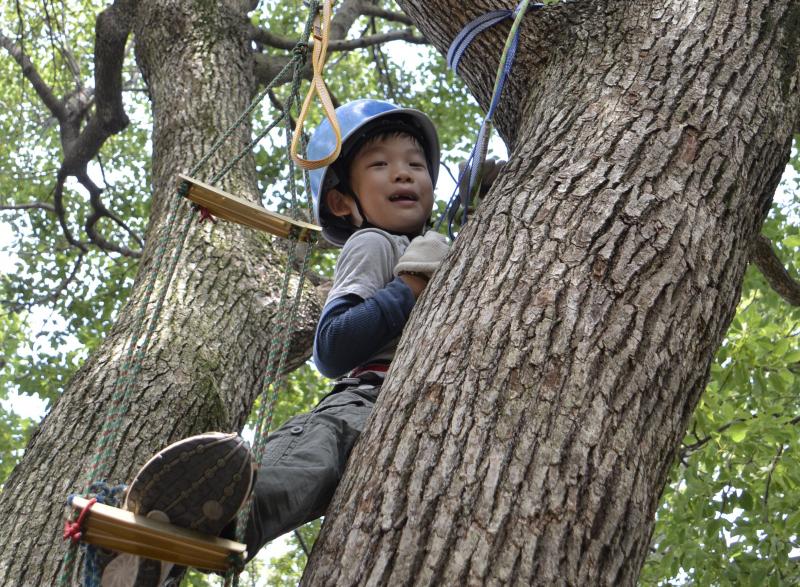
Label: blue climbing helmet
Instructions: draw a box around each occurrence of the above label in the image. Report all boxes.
[308,99,440,246]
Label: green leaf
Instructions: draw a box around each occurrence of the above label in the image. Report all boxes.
[725,421,749,443]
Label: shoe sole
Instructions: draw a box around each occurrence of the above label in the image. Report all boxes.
[101,433,254,586]
[124,432,255,535]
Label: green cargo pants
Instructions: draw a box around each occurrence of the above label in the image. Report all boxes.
[239,381,381,559]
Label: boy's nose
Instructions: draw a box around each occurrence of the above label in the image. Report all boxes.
[393,166,412,181]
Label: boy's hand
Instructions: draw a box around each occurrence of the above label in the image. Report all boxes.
[394,230,450,278]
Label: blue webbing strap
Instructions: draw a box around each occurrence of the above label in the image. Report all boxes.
[437,1,544,238]
[446,10,514,74]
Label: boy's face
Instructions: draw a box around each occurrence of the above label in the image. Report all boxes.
[327,134,434,235]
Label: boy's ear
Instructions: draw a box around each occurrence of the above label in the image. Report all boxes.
[325,189,356,218]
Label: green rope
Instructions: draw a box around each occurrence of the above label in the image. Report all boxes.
[88,42,316,482]
[61,2,322,584]
[240,6,319,468]
[252,58,319,454]
[58,542,79,585]
[229,23,321,584]
[87,7,319,487]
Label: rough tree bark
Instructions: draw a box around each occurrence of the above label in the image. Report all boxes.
[0,1,320,584]
[303,1,800,585]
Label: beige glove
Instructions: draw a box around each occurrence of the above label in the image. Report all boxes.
[393,230,450,278]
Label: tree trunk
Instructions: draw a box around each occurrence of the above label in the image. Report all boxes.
[303,1,800,585]
[0,1,320,584]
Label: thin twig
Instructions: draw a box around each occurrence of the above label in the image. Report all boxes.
[360,4,415,25]
[0,202,56,213]
[294,529,310,557]
[762,445,786,521]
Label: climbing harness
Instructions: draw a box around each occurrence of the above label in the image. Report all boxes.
[60,1,338,585]
[436,0,544,237]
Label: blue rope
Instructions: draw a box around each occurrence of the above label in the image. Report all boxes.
[437,1,544,238]
[66,483,127,587]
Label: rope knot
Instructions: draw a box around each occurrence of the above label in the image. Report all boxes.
[227,552,246,573]
[88,481,127,506]
[63,497,97,544]
[177,180,190,198]
[292,42,309,59]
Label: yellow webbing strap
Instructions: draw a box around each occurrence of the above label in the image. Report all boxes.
[290,0,341,170]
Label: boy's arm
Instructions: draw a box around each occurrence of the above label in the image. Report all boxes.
[313,277,418,378]
[397,273,428,298]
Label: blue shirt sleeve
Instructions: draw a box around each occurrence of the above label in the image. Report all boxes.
[313,277,416,378]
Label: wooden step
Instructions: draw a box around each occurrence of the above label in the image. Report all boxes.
[179,174,321,241]
[70,496,246,572]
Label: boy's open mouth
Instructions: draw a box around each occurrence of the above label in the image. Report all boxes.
[389,192,418,202]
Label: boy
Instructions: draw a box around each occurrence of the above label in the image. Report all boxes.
[99,99,449,585]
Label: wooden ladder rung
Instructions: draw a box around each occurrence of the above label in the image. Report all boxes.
[179,174,321,241]
[70,496,246,572]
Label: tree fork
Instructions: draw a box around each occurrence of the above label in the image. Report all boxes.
[303,1,800,585]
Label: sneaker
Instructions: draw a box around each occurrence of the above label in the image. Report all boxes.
[99,432,256,587]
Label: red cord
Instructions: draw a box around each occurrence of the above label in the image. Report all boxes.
[63,498,97,543]
[198,206,217,223]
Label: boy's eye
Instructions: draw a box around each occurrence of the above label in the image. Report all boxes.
[368,161,387,168]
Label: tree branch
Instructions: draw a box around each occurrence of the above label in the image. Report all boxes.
[79,172,143,258]
[0,202,56,213]
[40,0,82,83]
[682,412,800,461]
[294,529,310,557]
[247,25,297,50]
[268,89,298,130]
[0,30,66,120]
[328,0,366,42]
[680,418,746,459]
[4,0,141,258]
[763,445,785,520]
[249,0,427,87]
[1,253,85,313]
[360,4,414,26]
[40,253,85,307]
[369,15,397,101]
[252,53,297,88]
[250,25,425,53]
[53,171,89,253]
[60,0,134,175]
[750,234,800,306]
[329,28,426,50]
